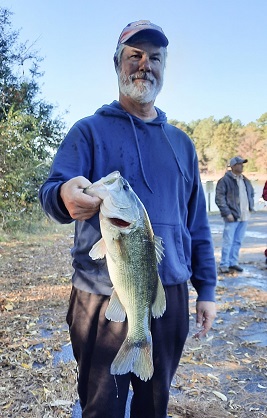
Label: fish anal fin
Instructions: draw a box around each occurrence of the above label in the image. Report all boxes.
[152,276,166,318]
[110,334,153,381]
[89,238,107,260]
[105,290,126,322]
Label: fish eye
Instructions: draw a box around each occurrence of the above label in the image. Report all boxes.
[123,184,129,191]
[104,178,117,185]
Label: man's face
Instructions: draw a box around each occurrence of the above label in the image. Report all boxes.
[118,42,165,104]
[232,163,244,175]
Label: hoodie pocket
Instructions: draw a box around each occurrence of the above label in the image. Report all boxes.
[152,223,189,285]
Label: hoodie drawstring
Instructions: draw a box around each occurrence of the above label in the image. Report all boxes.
[127,114,154,193]
[127,113,188,191]
[160,125,188,182]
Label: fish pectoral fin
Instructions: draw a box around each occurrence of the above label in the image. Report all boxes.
[89,238,107,260]
[110,334,153,381]
[105,290,126,322]
[152,276,166,318]
[154,235,164,263]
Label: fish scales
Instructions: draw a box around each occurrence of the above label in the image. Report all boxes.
[110,226,158,339]
[86,171,166,381]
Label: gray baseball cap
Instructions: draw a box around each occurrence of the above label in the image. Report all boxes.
[229,156,248,167]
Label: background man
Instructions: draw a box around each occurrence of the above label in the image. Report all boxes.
[39,20,217,418]
[215,156,254,274]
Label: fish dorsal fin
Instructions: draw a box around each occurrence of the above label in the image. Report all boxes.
[154,235,164,263]
[89,238,107,260]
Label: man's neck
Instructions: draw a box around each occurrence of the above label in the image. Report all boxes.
[231,171,243,178]
[119,94,157,121]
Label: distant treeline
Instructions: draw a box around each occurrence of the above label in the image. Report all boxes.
[168,114,267,174]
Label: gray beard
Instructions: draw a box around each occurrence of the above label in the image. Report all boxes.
[118,72,163,104]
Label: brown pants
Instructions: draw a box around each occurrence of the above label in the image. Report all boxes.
[66,283,189,418]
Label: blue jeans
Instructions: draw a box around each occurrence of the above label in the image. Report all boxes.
[220,220,248,267]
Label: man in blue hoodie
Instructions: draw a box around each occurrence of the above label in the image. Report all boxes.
[39,20,217,418]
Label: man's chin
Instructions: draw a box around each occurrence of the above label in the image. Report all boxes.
[132,93,157,104]
[119,82,159,103]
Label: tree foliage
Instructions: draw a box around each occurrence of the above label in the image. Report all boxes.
[169,114,267,174]
[0,8,65,230]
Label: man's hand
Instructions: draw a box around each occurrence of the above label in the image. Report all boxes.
[226,213,235,222]
[194,301,216,339]
[60,176,101,221]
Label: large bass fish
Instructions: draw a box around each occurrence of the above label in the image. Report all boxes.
[84,171,166,381]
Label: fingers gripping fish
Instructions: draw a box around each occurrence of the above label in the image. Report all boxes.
[84,171,166,381]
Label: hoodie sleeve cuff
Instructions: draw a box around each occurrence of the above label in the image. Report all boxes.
[46,184,73,224]
[195,284,216,302]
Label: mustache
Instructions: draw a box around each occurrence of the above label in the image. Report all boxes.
[131,72,155,82]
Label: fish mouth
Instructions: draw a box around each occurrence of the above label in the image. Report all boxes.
[110,218,131,228]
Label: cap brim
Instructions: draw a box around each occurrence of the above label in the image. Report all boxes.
[229,158,248,167]
[120,28,168,47]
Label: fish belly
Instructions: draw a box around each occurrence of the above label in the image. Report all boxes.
[106,231,161,381]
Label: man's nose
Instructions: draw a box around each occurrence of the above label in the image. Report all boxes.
[139,55,151,71]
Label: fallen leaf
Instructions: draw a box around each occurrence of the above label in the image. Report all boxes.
[204,363,214,368]
[207,373,220,381]
[213,390,227,401]
[188,346,202,351]
[50,399,73,406]
[21,362,32,369]
[241,359,252,364]
[206,335,214,342]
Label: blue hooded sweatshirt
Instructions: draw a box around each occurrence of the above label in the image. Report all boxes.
[39,101,217,301]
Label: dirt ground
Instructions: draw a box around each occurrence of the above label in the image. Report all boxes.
[0,212,266,418]
[170,211,267,418]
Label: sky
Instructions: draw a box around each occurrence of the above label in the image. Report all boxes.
[2,0,267,130]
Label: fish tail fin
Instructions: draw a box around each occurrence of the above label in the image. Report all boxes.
[152,276,166,318]
[110,333,153,381]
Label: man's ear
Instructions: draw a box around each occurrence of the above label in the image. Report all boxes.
[113,55,119,73]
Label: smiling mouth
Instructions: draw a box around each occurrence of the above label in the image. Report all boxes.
[132,73,154,82]
[134,78,152,83]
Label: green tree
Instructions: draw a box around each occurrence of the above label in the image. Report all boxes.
[256,112,267,129]
[254,113,267,172]
[212,117,242,170]
[0,8,65,230]
[168,119,194,137]
[237,124,260,172]
[191,117,217,172]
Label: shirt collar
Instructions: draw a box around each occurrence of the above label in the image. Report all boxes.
[231,171,243,180]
